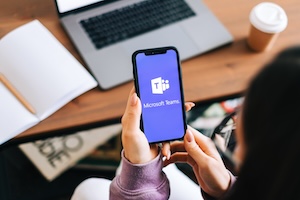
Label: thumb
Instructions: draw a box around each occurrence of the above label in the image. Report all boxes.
[122,89,156,163]
[122,91,142,133]
[184,129,206,165]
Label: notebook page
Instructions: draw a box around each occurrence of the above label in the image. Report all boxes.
[0,20,97,120]
[0,83,38,145]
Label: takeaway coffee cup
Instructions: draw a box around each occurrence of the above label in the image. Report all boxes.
[247,2,288,52]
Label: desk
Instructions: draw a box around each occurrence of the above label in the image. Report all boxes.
[1,0,300,146]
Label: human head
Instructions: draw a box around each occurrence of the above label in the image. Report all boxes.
[227,46,300,199]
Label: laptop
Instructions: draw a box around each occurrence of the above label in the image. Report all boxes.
[54,0,233,90]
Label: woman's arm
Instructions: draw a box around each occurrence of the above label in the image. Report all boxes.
[165,127,232,198]
[109,88,170,199]
[201,171,236,200]
[110,150,170,200]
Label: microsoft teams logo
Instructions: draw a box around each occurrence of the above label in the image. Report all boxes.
[151,77,170,94]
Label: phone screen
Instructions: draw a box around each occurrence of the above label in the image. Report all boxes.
[132,47,186,143]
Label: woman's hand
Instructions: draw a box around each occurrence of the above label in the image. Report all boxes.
[164,126,231,198]
[121,87,195,164]
[121,88,157,164]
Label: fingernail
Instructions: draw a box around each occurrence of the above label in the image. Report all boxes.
[167,150,171,160]
[187,102,195,107]
[131,93,138,106]
[186,129,194,143]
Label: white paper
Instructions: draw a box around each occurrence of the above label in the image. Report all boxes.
[0,20,98,144]
[0,83,38,144]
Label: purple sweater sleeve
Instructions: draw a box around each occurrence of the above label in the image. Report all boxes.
[109,150,170,200]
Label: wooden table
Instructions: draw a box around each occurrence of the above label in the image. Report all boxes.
[1,0,300,147]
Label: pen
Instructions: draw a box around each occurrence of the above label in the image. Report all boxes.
[0,73,36,114]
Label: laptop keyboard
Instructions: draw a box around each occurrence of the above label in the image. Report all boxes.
[80,0,196,49]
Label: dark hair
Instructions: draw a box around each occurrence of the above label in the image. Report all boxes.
[224,46,300,200]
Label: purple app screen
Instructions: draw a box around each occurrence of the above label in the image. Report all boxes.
[135,49,185,143]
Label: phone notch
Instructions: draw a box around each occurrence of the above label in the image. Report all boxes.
[144,48,167,55]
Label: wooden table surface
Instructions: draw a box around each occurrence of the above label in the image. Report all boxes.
[1,0,300,145]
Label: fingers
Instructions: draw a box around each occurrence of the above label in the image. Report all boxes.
[184,127,223,166]
[163,140,189,166]
[163,151,197,168]
[184,129,209,166]
[188,126,222,160]
[163,152,188,166]
[161,142,171,160]
[165,126,220,166]
[188,126,213,150]
[185,102,195,112]
[169,141,185,154]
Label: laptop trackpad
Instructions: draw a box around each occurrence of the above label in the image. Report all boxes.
[85,46,133,90]
[120,25,200,60]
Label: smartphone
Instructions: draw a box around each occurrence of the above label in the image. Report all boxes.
[132,46,187,143]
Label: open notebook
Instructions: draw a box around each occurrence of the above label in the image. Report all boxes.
[0,20,97,145]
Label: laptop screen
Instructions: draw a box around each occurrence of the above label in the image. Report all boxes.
[56,0,105,14]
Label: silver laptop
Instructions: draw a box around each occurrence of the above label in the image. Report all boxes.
[54,0,233,90]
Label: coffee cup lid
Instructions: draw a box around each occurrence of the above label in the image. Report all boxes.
[250,2,288,34]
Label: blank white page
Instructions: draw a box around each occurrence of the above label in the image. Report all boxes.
[0,83,38,145]
[0,20,97,120]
